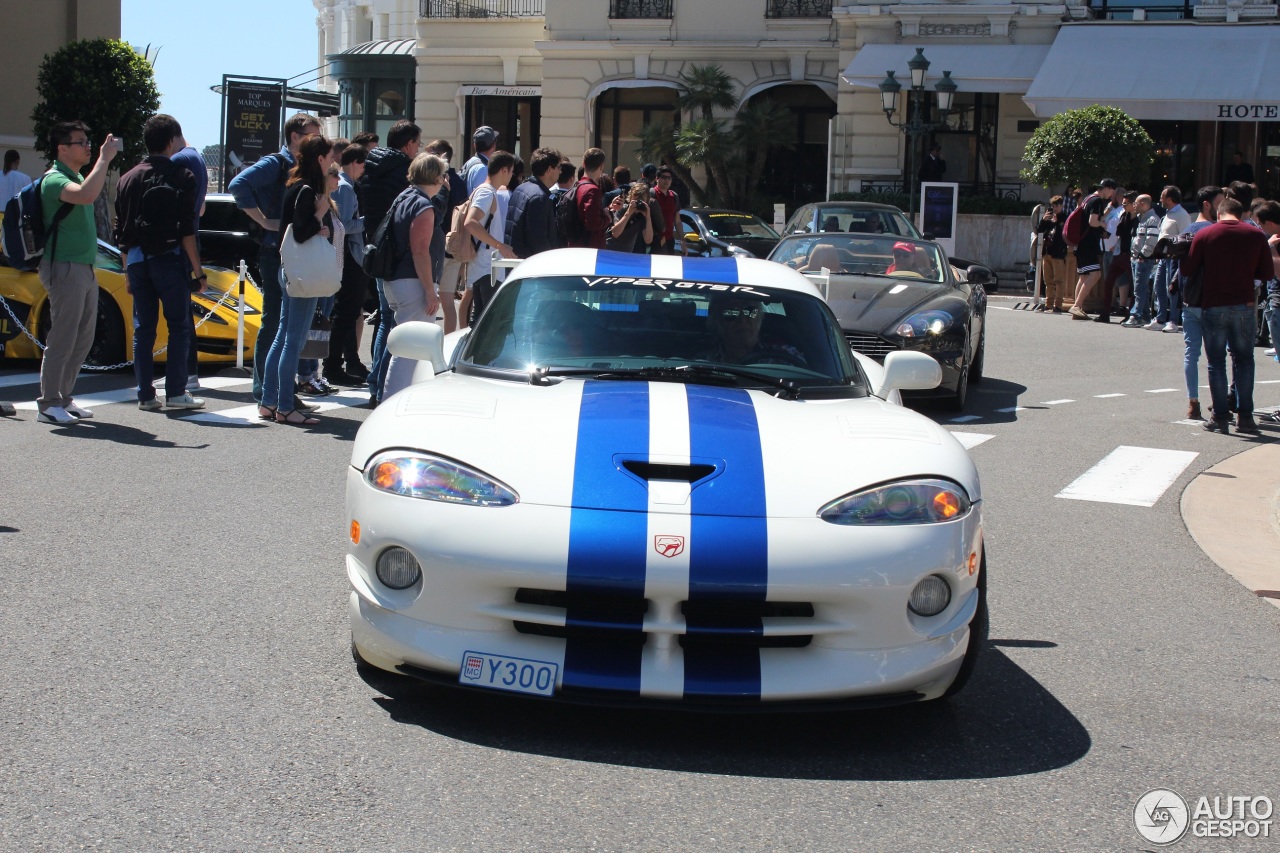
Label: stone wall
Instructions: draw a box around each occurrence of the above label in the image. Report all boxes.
[954,213,1033,280]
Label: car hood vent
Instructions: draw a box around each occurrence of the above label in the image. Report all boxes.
[621,460,718,483]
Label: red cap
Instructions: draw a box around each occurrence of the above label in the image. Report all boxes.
[892,241,916,253]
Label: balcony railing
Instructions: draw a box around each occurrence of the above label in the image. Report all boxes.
[765,0,833,17]
[861,180,1025,201]
[609,0,674,18]
[1084,0,1192,19]
[420,0,543,17]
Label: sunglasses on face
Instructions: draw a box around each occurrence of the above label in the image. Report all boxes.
[719,306,761,320]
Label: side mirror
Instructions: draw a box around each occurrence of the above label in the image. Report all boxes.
[922,231,936,241]
[683,231,703,246]
[965,264,995,286]
[387,321,446,377]
[876,350,942,398]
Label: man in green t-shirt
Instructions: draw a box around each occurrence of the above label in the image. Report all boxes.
[35,121,120,425]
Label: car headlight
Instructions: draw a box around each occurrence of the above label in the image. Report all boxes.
[364,451,518,507]
[895,310,955,338]
[727,244,754,258]
[819,478,971,525]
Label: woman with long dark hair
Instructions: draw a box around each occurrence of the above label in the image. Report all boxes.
[258,134,337,425]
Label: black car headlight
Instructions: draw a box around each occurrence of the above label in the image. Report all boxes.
[895,310,955,338]
[365,451,518,507]
[819,478,971,525]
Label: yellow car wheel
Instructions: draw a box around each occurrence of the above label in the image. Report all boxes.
[37,288,127,368]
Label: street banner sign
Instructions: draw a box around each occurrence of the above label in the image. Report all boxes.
[219,77,286,191]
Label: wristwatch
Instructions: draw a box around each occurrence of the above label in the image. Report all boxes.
[190,269,207,282]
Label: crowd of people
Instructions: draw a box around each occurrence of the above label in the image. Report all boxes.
[1032,177,1280,434]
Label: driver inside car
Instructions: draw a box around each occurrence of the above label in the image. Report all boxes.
[700,295,807,366]
[885,241,929,276]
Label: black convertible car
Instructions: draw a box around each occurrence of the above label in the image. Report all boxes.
[769,233,990,409]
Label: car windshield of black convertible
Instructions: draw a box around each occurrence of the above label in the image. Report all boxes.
[458,276,867,396]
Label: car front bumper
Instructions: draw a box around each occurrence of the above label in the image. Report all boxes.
[347,468,984,705]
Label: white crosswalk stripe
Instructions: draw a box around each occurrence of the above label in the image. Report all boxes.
[183,390,370,424]
[949,432,994,450]
[1056,445,1198,507]
[11,375,255,411]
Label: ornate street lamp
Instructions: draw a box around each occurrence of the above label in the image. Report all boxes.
[878,49,958,227]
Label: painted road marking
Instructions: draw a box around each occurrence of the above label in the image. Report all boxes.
[1094,393,1126,398]
[182,390,371,424]
[13,375,252,411]
[995,406,1027,413]
[990,305,1015,311]
[1145,388,1177,394]
[0,372,49,389]
[1056,445,1199,507]
[1042,399,1075,405]
[949,414,981,423]
[950,432,995,450]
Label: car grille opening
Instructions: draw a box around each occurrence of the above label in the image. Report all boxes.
[845,333,901,362]
[511,588,813,648]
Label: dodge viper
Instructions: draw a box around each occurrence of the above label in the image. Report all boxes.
[346,249,987,708]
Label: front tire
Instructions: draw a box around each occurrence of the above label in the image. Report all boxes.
[943,365,969,411]
[969,327,986,384]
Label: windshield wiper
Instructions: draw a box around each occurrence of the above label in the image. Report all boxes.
[531,364,801,399]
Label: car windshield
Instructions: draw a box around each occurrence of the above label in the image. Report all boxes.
[702,213,779,240]
[770,234,947,284]
[458,275,867,397]
[804,207,918,238]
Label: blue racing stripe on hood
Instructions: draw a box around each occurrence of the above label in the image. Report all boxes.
[594,250,651,278]
[686,256,739,284]
[683,385,767,699]
[562,380,649,694]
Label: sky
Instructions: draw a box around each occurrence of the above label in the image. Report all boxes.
[122,0,321,152]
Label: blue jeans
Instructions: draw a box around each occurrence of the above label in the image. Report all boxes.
[368,279,397,402]
[1202,304,1256,421]
[261,289,318,412]
[252,244,282,403]
[1181,306,1203,400]
[1153,258,1179,324]
[128,251,191,401]
[181,253,200,378]
[1130,258,1156,321]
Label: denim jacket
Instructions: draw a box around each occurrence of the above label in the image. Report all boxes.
[333,172,364,258]
[227,146,293,247]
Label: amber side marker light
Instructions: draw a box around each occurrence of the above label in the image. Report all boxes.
[933,490,962,519]
[968,551,978,576]
[350,520,361,545]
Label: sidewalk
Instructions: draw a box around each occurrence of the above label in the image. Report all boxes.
[1181,443,1280,609]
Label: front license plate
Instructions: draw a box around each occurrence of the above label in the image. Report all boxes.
[459,651,558,697]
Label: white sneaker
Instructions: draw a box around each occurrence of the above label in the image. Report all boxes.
[1143,320,1163,330]
[1162,322,1180,333]
[165,393,206,410]
[186,375,204,392]
[1265,348,1276,357]
[64,403,94,419]
[36,406,77,425]
[138,398,163,411]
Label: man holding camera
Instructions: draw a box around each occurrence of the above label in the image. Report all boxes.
[605,184,654,253]
[34,122,120,425]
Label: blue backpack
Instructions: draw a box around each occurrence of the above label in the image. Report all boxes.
[2,173,74,271]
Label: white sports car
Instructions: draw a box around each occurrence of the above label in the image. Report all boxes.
[346,249,986,708]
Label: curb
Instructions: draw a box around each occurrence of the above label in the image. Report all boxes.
[1181,443,1280,609]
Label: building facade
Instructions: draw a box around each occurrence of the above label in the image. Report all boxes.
[313,0,1280,205]
[1,0,121,170]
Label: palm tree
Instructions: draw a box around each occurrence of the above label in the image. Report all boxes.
[729,98,795,209]
[635,120,709,205]
[675,64,736,121]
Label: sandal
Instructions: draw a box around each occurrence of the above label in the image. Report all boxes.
[257,405,277,421]
[275,409,320,426]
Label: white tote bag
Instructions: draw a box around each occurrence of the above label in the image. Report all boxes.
[279,224,341,298]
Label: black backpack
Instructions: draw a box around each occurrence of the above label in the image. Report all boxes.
[1,173,73,271]
[134,161,186,257]
[363,205,399,279]
[556,180,587,246]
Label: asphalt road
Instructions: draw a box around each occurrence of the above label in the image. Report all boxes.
[1,301,1278,852]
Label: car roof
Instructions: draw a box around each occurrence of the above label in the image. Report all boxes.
[805,201,904,213]
[506,248,822,297]
[686,208,762,218]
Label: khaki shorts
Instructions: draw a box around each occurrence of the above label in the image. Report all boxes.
[439,257,464,294]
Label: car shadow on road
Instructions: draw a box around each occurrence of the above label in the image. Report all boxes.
[915,377,1033,426]
[364,644,1090,781]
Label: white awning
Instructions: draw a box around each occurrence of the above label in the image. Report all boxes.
[1024,23,1280,121]
[842,44,1050,95]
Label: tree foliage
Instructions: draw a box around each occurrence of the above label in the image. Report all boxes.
[637,63,795,210]
[31,38,161,168]
[1020,105,1153,190]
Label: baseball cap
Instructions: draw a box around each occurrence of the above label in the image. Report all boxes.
[473,125,498,148]
[641,162,657,179]
[892,241,916,253]
[1099,178,1119,189]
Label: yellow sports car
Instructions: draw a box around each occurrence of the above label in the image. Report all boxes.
[0,239,262,366]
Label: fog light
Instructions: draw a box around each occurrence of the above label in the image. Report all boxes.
[375,547,421,589]
[908,575,951,616]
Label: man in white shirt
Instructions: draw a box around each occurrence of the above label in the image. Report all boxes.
[1149,185,1192,332]
[463,151,518,325]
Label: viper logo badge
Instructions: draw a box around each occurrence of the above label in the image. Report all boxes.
[654,535,685,558]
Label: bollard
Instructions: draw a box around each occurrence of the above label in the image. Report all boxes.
[236,258,247,370]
